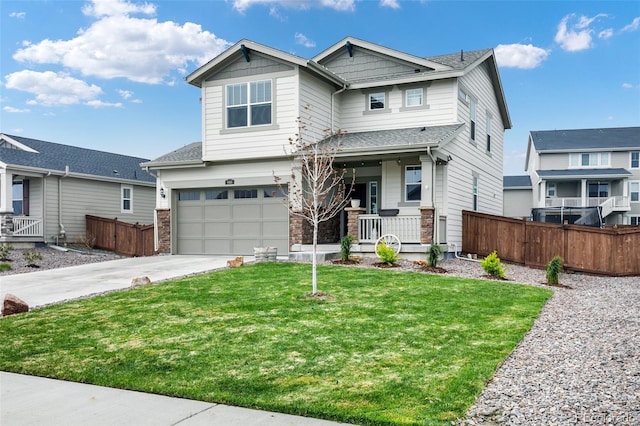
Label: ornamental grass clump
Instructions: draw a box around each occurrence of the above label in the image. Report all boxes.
[546,255,563,285]
[0,244,13,261]
[376,241,399,265]
[481,250,506,279]
[23,250,43,268]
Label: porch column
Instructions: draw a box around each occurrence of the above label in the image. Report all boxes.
[345,207,365,243]
[581,179,587,207]
[156,209,171,254]
[419,155,434,208]
[539,180,546,207]
[419,207,434,245]
[0,170,12,212]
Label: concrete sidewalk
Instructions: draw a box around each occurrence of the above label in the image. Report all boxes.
[1,255,351,426]
[1,372,350,426]
[1,255,234,308]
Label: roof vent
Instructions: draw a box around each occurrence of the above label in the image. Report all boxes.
[460,49,464,62]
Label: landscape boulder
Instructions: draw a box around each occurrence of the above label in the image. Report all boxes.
[2,294,29,316]
[131,276,152,287]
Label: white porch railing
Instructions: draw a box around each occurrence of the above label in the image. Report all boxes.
[358,214,421,243]
[12,216,44,237]
[545,196,629,210]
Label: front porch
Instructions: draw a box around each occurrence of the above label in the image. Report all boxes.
[0,214,45,246]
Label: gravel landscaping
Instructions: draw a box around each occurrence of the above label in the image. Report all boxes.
[2,247,638,425]
[0,246,122,276]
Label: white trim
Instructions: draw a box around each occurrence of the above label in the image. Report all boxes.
[629,181,640,203]
[630,151,640,169]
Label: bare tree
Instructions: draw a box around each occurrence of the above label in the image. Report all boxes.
[275,115,354,295]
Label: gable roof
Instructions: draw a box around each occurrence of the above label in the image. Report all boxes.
[503,175,532,189]
[0,134,155,184]
[141,142,203,169]
[530,127,640,152]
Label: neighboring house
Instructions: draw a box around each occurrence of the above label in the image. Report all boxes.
[503,175,533,218]
[0,134,156,246]
[504,126,639,225]
[142,37,511,256]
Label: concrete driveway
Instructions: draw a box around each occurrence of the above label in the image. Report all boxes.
[1,255,234,309]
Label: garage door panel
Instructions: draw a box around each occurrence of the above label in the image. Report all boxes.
[262,220,288,237]
[232,221,261,236]
[177,205,202,220]
[232,204,261,219]
[205,222,232,236]
[204,205,232,219]
[178,223,203,237]
[262,204,287,219]
[177,239,204,254]
[204,239,232,254]
[233,238,262,254]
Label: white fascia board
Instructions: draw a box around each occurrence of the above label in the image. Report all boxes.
[348,70,464,90]
[0,134,39,152]
[6,165,156,186]
[140,160,205,169]
[539,147,640,153]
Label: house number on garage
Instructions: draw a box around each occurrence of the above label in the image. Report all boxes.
[225,179,234,185]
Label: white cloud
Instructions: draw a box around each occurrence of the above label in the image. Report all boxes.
[494,44,550,69]
[86,100,123,108]
[598,28,613,39]
[4,70,103,106]
[295,33,316,48]
[118,89,133,99]
[3,106,31,113]
[380,0,399,9]
[9,12,26,19]
[554,13,608,52]
[82,0,156,18]
[621,17,640,33]
[12,0,230,84]
[269,6,286,21]
[231,0,355,13]
[622,83,639,90]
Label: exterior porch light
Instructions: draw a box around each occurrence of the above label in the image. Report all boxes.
[160,187,166,198]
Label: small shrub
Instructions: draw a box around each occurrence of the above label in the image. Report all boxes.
[78,232,96,249]
[376,241,399,265]
[0,244,13,261]
[340,234,354,261]
[23,250,43,268]
[481,251,506,279]
[427,244,443,268]
[0,263,11,272]
[546,256,563,285]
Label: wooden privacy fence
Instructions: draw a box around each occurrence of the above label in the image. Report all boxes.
[86,215,155,257]
[462,210,640,276]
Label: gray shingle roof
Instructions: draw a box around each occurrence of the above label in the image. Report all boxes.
[503,175,532,188]
[531,127,640,151]
[149,142,202,163]
[426,49,492,70]
[329,124,465,152]
[0,134,155,183]
[536,168,632,178]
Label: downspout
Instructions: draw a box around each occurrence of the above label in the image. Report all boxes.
[58,166,69,243]
[331,84,347,132]
[426,147,438,245]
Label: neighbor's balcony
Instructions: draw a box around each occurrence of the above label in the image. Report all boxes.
[358,214,421,243]
[545,196,630,210]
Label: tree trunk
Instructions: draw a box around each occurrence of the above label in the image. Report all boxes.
[312,219,318,294]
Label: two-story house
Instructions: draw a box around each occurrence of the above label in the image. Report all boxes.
[504,127,639,225]
[142,37,511,256]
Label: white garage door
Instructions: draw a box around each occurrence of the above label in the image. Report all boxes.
[176,186,289,255]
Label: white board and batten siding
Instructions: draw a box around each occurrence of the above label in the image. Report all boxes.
[440,63,505,248]
[41,176,154,243]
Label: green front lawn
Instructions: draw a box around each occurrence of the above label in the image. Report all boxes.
[0,263,552,425]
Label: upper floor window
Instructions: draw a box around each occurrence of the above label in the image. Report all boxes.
[469,97,477,142]
[405,88,423,107]
[369,92,385,110]
[546,183,556,198]
[630,181,640,203]
[405,166,421,202]
[121,185,133,213]
[569,152,610,168]
[486,114,492,153]
[631,152,639,168]
[226,80,272,128]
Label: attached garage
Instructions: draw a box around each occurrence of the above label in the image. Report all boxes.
[176,186,289,255]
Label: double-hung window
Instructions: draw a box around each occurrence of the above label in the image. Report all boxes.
[226,80,272,128]
[405,88,423,107]
[631,152,639,169]
[12,181,23,215]
[472,175,479,210]
[569,152,610,168]
[369,92,385,110]
[405,166,421,202]
[121,185,133,213]
[469,97,477,141]
[630,181,640,203]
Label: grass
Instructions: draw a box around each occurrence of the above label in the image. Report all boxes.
[0,263,552,425]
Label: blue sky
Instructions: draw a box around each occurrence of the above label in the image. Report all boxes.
[1,0,639,176]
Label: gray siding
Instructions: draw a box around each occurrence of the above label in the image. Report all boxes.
[503,189,533,218]
[320,49,422,82]
[208,53,294,81]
